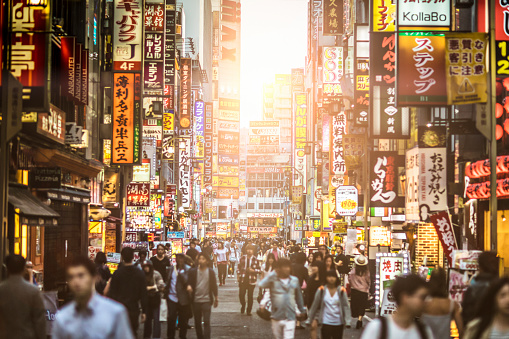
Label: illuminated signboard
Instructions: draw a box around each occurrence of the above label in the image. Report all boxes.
[113,0,143,71]
[126,182,150,207]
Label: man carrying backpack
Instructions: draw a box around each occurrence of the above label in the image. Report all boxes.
[361,274,435,339]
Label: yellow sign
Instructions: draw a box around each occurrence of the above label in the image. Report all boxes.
[446,33,488,105]
[212,176,239,187]
[313,231,321,237]
[163,111,174,132]
[369,226,391,246]
[372,0,396,33]
[89,221,103,234]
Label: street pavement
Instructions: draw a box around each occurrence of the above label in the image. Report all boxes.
[137,274,367,338]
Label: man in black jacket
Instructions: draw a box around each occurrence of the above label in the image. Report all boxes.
[166,254,191,339]
[108,247,148,334]
[186,253,218,339]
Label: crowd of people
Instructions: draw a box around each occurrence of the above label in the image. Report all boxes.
[1,237,509,339]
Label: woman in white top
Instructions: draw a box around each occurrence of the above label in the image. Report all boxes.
[422,267,463,339]
[228,244,239,278]
[258,252,276,307]
[309,270,352,339]
[214,242,229,286]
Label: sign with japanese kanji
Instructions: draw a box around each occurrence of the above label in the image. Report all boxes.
[446,33,488,104]
[372,0,396,33]
[370,33,410,138]
[144,3,164,32]
[405,147,420,221]
[370,152,405,208]
[496,1,509,41]
[430,211,457,264]
[126,182,150,207]
[294,92,308,188]
[180,58,192,129]
[335,186,358,216]
[179,138,191,208]
[398,32,447,106]
[194,100,205,158]
[323,0,343,36]
[323,47,343,96]
[397,0,451,31]
[354,58,369,125]
[204,102,214,186]
[376,253,409,315]
[112,73,141,164]
[113,0,143,71]
[419,148,448,215]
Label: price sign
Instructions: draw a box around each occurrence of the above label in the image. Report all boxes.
[497,41,509,76]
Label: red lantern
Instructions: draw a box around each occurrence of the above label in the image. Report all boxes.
[497,124,504,140]
[497,103,505,118]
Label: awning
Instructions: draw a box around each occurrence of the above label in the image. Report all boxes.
[44,188,91,204]
[9,185,59,227]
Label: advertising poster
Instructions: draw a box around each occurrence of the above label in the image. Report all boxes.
[113,0,142,71]
[335,186,358,216]
[430,211,457,264]
[370,151,404,208]
[376,253,409,315]
[397,0,451,30]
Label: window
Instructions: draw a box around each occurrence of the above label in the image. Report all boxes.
[264,203,272,209]
[248,203,255,209]
[259,203,263,210]
[248,189,256,198]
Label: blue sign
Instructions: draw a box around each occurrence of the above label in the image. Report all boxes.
[167,231,185,238]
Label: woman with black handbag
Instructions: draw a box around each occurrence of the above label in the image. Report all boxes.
[142,261,165,339]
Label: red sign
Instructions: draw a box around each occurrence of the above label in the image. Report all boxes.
[398,33,447,106]
[61,37,76,100]
[166,184,177,195]
[145,3,165,32]
[143,61,164,90]
[430,211,457,264]
[496,1,509,41]
[81,48,89,106]
[180,58,192,128]
[37,105,66,144]
[75,43,82,103]
[127,183,150,207]
[164,197,174,217]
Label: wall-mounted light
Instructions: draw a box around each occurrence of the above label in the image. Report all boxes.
[503,215,507,222]
[26,0,48,7]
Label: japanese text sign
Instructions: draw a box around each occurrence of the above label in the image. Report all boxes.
[180,59,192,128]
[398,33,447,106]
[37,105,66,144]
[127,182,150,207]
[370,152,404,208]
[323,0,343,36]
[372,0,396,32]
[354,58,369,125]
[204,102,213,186]
[113,0,143,71]
[330,112,347,178]
[419,148,448,214]
[323,47,344,96]
[179,138,191,207]
[112,73,139,164]
[445,33,488,104]
[294,92,308,188]
[335,186,358,216]
[145,3,164,32]
[430,211,457,264]
[496,1,509,41]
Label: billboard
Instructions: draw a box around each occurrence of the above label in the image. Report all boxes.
[113,0,143,71]
[323,0,343,35]
[126,182,150,207]
[294,92,308,188]
[204,102,213,186]
[372,0,396,33]
[322,47,343,96]
[370,151,405,208]
[179,138,191,207]
[397,0,451,31]
[180,58,192,128]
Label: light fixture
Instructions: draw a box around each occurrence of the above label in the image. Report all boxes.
[426,123,432,128]
[27,0,48,7]
[503,215,507,222]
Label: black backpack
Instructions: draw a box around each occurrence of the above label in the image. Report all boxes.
[378,316,428,339]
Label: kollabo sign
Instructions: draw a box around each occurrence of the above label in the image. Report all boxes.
[398,0,451,30]
[335,186,358,216]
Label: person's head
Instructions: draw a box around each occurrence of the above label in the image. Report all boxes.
[391,274,428,317]
[335,244,343,254]
[139,250,148,261]
[474,277,509,338]
[295,252,307,265]
[266,252,276,271]
[276,258,292,279]
[354,255,368,276]
[157,244,166,257]
[176,253,186,267]
[325,270,340,287]
[246,245,255,256]
[427,267,448,298]
[324,255,334,269]
[318,245,328,256]
[5,254,26,275]
[121,247,135,264]
[190,242,196,249]
[142,261,154,276]
[94,252,107,265]
[314,251,324,262]
[272,242,278,251]
[165,243,171,250]
[478,251,499,276]
[308,252,314,263]
[66,256,96,301]
[218,242,224,250]
[197,253,210,268]
[309,261,320,276]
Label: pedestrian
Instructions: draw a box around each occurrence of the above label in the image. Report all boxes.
[24,260,38,286]
[142,261,164,339]
[259,252,276,304]
[237,244,261,315]
[291,252,309,330]
[306,261,325,339]
[228,243,239,278]
[215,242,228,286]
[187,253,219,339]
[94,251,112,295]
[151,244,171,283]
[265,241,284,261]
[108,246,148,334]
[135,250,148,269]
[166,253,192,339]
[324,255,336,275]
[0,254,46,339]
[349,254,370,329]
[186,241,199,263]
[334,244,350,277]
[464,277,509,339]
[309,270,352,339]
[361,274,434,339]
[318,244,328,258]
[307,252,314,271]
[421,267,463,339]
[462,251,499,325]
[258,258,306,339]
[202,240,215,268]
[52,256,134,339]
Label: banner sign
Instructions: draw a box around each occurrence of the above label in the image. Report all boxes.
[218,120,240,132]
[113,0,143,71]
[60,37,76,100]
[219,131,240,144]
[330,112,347,177]
[194,100,205,158]
[165,0,176,85]
[397,0,451,30]
[204,102,213,186]
[212,176,239,187]
[405,147,420,221]
[496,1,509,41]
[291,68,305,92]
[371,33,409,138]
[180,58,192,128]
[112,73,140,164]
[322,47,343,96]
[372,0,396,32]
[218,98,240,121]
[144,3,164,32]
[294,92,308,188]
[419,147,448,215]
[179,138,191,207]
[37,106,66,144]
[163,110,174,135]
[446,33,488,104]
[370,151,405,208]
[398,33,447,106]
[335,186,358,216]
[430,211,457,264]
[323,0,343,35]
[354,58,369,125]
[127,182,150,207]
[248,227,277,233]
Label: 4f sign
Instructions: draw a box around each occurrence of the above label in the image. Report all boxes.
[398,0,451,30]
[335,186,359,216]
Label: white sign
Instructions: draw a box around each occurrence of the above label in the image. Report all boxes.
[398,0,451,29]
[143,125,162,141]
[376,253,409,315]
[420,148,448,215]
[335,186,358,216]
[217,120,240,132]
[113,0,143,70]
[405,148,420,221]
[247,213,283,218]
[249,127,280,136]
[133,163,150,182]
[216,222,229,233]
[179,139,191,208]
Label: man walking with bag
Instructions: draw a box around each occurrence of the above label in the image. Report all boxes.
[237,245,261,315]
